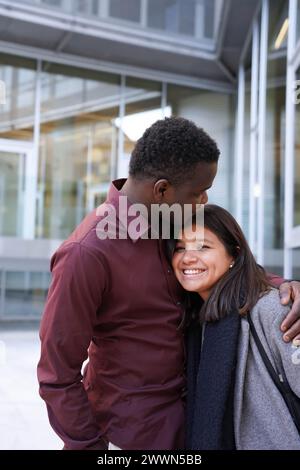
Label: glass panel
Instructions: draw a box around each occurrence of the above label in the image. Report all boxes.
[147,0,195,37]
[109,0,141,23]
[117,77,163,179]
[3,271,50,318]
[269,0,288,51]
[0,54,35,141]
[294,66,300,227]
[0,151,24,237]
[167,84,234,211]
[265,85,286,253]
[147,0,218,40]
[293,249,300,279]
[263,0,287,276]
[37,63,120,239]
[15,0,221,44]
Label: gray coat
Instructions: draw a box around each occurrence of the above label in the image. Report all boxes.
[234,288,300,449]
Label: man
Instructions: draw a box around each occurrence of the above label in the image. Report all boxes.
[37,117,300,450]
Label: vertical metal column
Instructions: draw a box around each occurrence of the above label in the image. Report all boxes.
[235,64,245,226]
[257,0,269,265]
[284,0,297,278]
[23,59,41,239]
[249,19,259,253]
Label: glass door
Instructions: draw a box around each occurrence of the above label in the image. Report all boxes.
[0,139,35,238]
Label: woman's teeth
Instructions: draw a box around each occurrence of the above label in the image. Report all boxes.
[183,269,206,275]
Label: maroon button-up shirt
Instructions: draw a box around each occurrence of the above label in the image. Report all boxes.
[38,179,186,450]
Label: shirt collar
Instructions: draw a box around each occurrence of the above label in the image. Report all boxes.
[105,179,150,242]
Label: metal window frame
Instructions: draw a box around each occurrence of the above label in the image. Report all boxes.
[256,0,269,266]
[234,63,245,226]
[284,0,299,278]
[249,19,260,254]
[0,138,35,239]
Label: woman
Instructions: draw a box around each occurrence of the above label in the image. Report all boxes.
[171,204,300,450]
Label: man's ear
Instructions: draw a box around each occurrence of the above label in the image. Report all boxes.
[153,179,171,203]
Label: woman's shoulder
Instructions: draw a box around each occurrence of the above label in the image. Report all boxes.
[250,287,290,331]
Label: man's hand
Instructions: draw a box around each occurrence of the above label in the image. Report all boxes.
[279,281,300,344]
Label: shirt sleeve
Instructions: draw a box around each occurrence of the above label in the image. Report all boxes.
[37,242,108,450]
[266,272,284,288]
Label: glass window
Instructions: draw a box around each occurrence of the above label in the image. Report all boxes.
[109,0,141,23]
[292,248,300,279]
[262,0,287,276]
[294,66,300,227]
[0,151,25,237]
[3,271,50,318]
[0,54,36,141]
[37,63,120,240]
[167,84,234,211]
[146,0,220,40]
[147,0,196,37]
[41,0,67,10]
[269,0,288,51]
[117,77,163,179]
[265,85,286,254]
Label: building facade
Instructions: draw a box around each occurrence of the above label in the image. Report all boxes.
[0,0,299,320]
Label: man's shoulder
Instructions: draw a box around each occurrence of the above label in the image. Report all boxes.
[61,206,115,253]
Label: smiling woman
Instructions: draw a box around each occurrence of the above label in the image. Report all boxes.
[171,204,300,450]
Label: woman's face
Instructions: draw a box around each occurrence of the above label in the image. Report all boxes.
[172,225,234,300]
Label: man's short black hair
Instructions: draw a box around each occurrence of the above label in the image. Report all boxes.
[129,116,220,185]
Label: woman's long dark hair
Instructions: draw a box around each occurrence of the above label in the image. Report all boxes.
[170,204,271,327]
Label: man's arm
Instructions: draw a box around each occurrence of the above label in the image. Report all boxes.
[279,281,300,344]
[37,242,108,450]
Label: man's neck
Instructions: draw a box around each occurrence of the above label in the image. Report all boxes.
[120,177,150,208]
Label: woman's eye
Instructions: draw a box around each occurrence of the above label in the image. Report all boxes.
[175,247,185,252]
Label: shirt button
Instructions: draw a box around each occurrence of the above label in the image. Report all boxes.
[167,269,171,274]
[176,301,181,305]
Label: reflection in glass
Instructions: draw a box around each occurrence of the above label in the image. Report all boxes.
[147,0,218,40]
[0,151,24,237]
[37,64,120,240]
[269,0,288,50]
[167,84,234,211]
[292,249,300,279]
[3,271,50,318]
[263,0,287,276]
[109,0,141,23]
[0,54,35,141]
[119,77,163,179]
